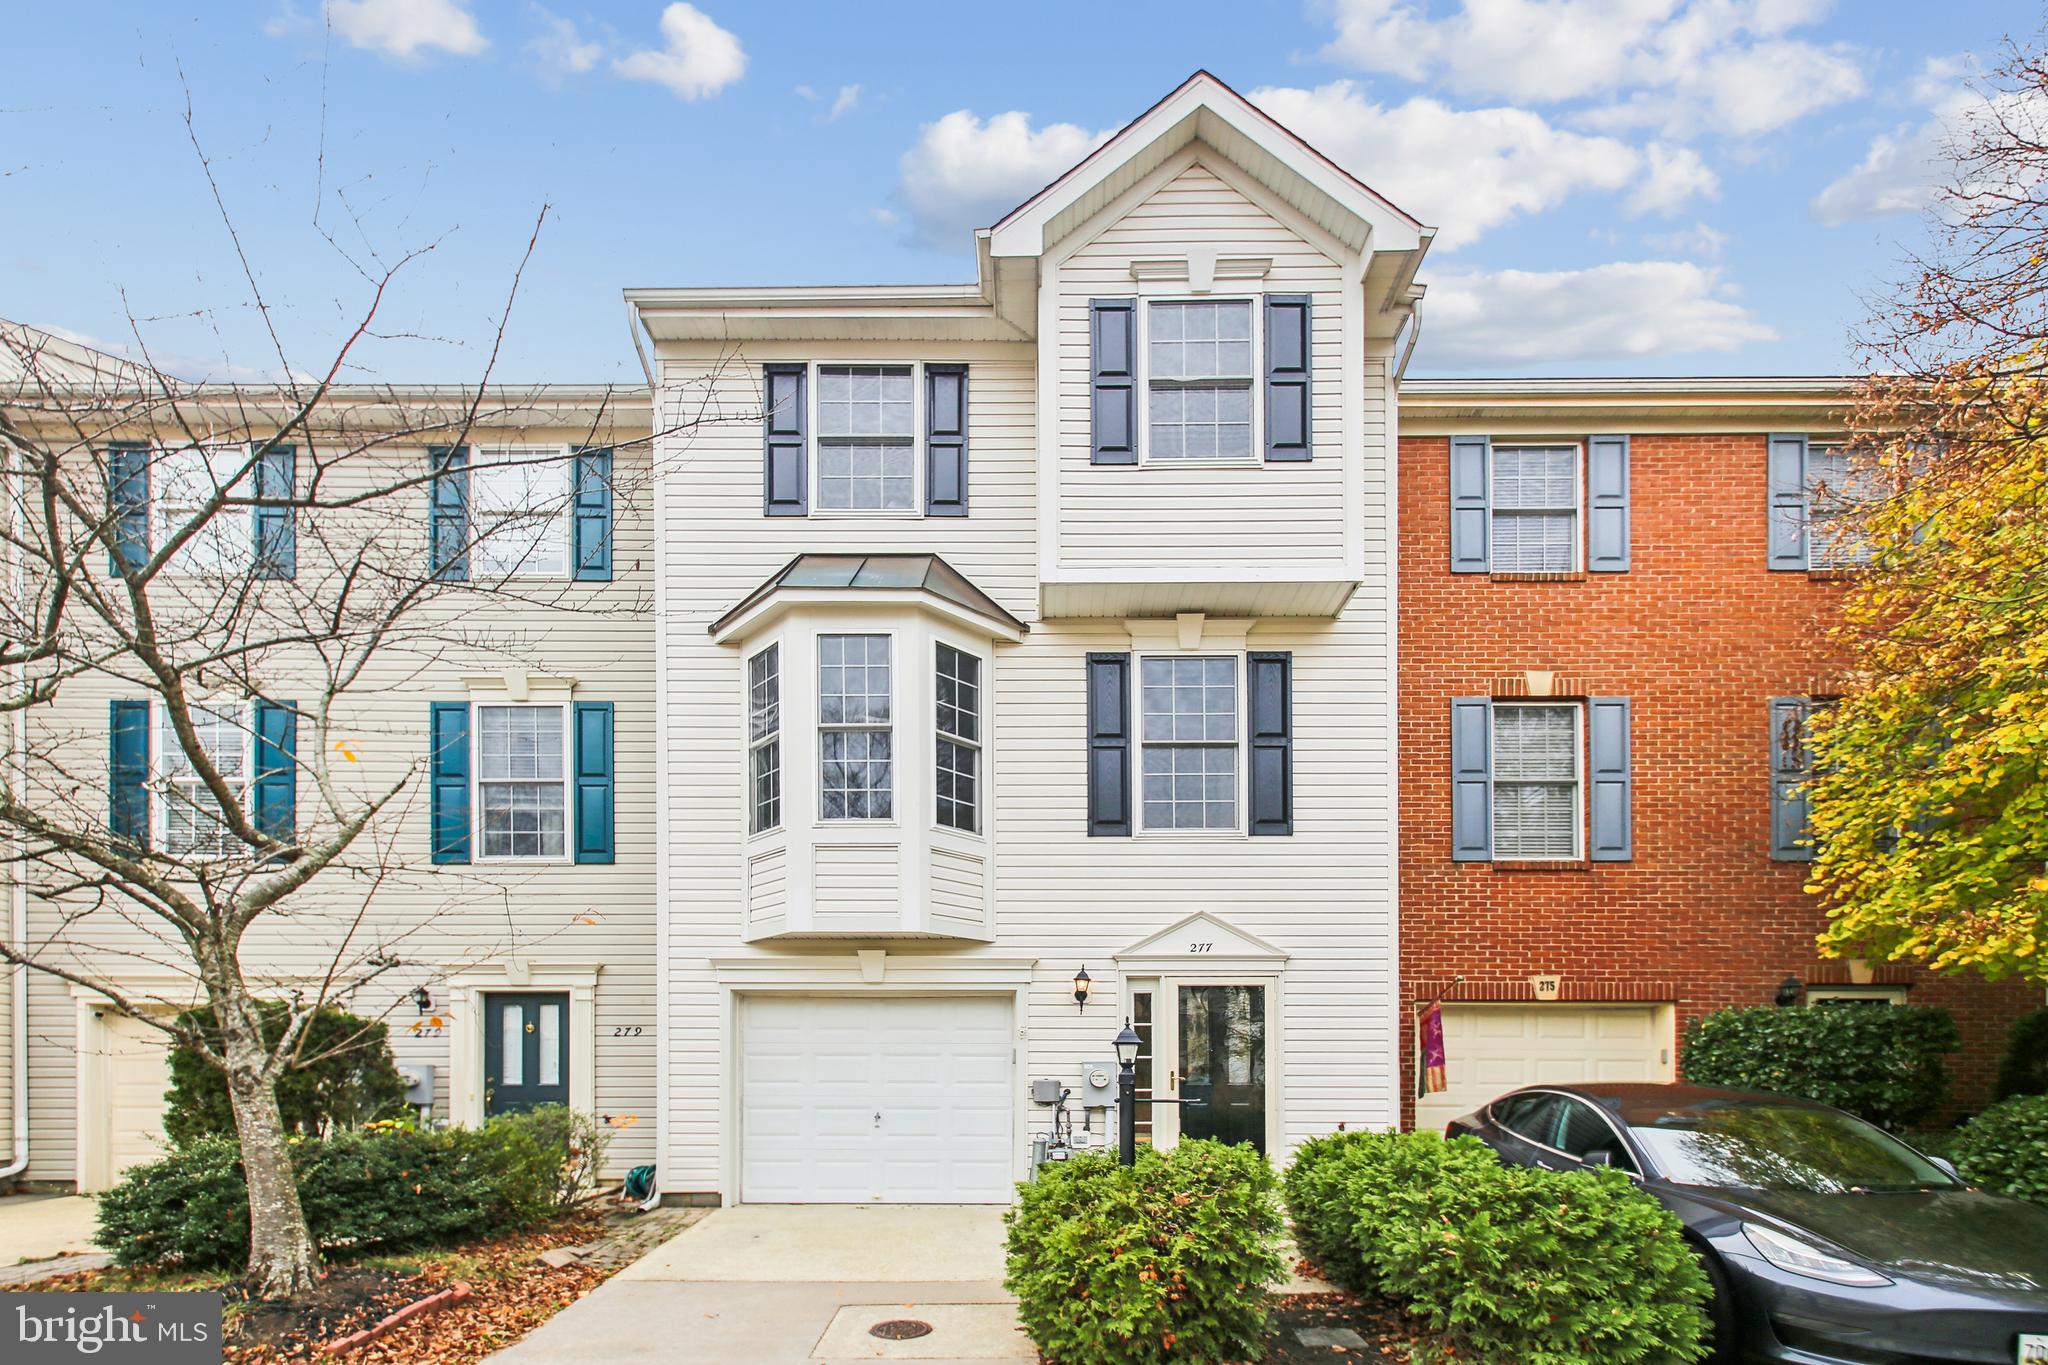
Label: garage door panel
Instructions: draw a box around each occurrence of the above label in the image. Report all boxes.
[1414,1005,1672,1135]
[741,996,1013,1203]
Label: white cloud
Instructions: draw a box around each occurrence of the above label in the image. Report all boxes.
[1250,82,1680,251]
[829,84,861,120]
[528,8,602,80]
[1626,143,1719,215]
[1642,221,1730,257]
[1422,260,1775,368]
[614,3,745,101]
[324,0,487,61]
[1318,0,1863,137]
[896,110,1113,249]
[869,207,899,226]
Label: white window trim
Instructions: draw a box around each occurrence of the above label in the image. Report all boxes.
[1134,649,1249,837]
[470,444,574,580]
[1487,441,1584,574]
[817,628,899,825]
[932,637,987,838]
[152,699,252,857]
[1806,984,1908,1006]
[1137,295,1264,467]
[808,361,925,518]
[1489,699,1584,862]
[471,700,574,864]
[1803,440,1873,572]
[746,640,784,838]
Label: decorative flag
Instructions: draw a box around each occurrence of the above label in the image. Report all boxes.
[1418,1001,1448,1098]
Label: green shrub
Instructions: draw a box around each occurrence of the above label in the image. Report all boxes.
[1681,1004,1959,1129]
[488,1105,611,1211]
[1952,1094,2048,1205]
[1283,1130,1709,1365]
[1005,1141,1286,1364]
[97,1112,588,1270]
[1994,1009,2048,1101]
[163,1002,410,1146]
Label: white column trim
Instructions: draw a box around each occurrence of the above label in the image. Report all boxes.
[443,962,602,1127]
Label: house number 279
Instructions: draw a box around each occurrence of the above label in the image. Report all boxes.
[1188,942,1214,954]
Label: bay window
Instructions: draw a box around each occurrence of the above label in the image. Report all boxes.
[819,634,893,820]
[935,643,981,832]
[748,644,782,834]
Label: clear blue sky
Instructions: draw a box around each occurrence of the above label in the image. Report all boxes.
[2,2,2026,383]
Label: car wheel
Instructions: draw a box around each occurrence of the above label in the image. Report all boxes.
[1693,1243,1743,1365]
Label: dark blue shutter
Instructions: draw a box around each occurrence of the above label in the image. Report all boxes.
[1263,295,1312,462]
[1086,653,1132,836]
[252,699,297,847]
[925,363,969,516]
[573,701,615,864]
[1587,697,1632,861]
[253,444,296,580]
[107,443,150,575]
[428,446,470,581]
[1450,697,1492,861]
[109,700,151,847]
[1586,435,1630,572]
[1247,651,1293,835]
[1449,436,1490,573]
[572,446,613,581]
[1767,434,1809,570]
[1089,299,1137,465]
[763,364,808,516]
[429,702,471,864]
[1770,696,1814,861]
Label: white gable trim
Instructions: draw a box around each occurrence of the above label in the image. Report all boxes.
[1115,911,1289,974]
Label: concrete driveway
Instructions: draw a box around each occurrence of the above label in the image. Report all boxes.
[490,1205,1030,1364]
[0,1194,112,1286]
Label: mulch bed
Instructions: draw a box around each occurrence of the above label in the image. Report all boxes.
[28,1213,618,1364]
[1259,1291,1445,1363]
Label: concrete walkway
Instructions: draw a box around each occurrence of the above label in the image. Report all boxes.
[491,1205,1030,1365]
[0,1194,113,1286]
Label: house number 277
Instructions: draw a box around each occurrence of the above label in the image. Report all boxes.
[1188,943,1214,954]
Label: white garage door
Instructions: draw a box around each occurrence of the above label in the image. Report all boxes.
[1415,1004,1673,1135]
[740,996,1013,1203]
[84,1011,173,1192]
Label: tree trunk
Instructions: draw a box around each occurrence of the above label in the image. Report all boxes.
[213,981,319,1298]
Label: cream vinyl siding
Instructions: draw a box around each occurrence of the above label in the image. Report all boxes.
[1051,158,1360,571]
[13,420,658,1184]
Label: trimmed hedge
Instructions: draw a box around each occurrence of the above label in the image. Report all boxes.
[1681,1004,1958,1129]
[164,1003,411,1146]
[98,1106,596,1270]
[1952,1094,2048,1205]
[1005,1141,1286,1364]
[1283,1130,1710,1365]
[1994,1008,2048,1101]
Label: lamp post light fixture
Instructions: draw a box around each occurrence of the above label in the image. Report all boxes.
[411,985,433,1016]
[1774,975,1804,1008]
[1072,966,1092,1013]
[1114,1020,1142,1166]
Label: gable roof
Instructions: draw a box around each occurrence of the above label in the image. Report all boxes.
[987,70,1430,261]
[710,553,1028,643]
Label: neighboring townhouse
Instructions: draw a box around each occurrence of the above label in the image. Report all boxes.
[1395,383,2043,1128]
[632,71,1422,1203]
[0,341,660,1190]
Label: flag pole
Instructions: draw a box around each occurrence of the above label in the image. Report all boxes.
[1412,976,1465,1102]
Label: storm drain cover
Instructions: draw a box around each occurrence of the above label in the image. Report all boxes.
[869,1319,936,1341]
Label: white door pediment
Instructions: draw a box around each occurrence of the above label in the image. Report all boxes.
[1114,911,1287,974]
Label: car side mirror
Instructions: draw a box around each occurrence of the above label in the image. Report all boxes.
[1582,1149,1617,1168]
[1931,1156,1959,1180]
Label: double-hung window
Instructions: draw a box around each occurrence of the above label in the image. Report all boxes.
[476,704,567,858]
[1146,300,1255,461]
[1491,703,1582,859]
[816,366,915,511]
[1138,656,1240,831]
[748,645,782,834]
[471,449,570,577]
[1804,443,1874,571]
[1490,445,1580,573]
[935,644,981,832]
[819,634,893,820]
[160,702,250,858]
[156,446,255,576]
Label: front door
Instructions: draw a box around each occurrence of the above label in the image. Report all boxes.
[1154,982,1270,1154]
[484,992,569,1116]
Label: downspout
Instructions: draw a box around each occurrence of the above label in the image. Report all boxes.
[625,300,654,390]
[1394,302,1424,385]
[1,438,28,1183]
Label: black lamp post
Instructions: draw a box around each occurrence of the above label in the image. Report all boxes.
[1114,1020,1142,1166]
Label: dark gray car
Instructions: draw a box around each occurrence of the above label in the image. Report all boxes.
[1446,1082,2048,1365]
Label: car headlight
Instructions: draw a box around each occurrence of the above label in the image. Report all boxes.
[1742,1223,1892,1287]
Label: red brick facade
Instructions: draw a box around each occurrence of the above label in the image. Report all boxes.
[1397,430,2040,1123]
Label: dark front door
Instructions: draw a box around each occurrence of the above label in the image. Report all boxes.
[1176,984,1267,1153]
[485,992,569,1116]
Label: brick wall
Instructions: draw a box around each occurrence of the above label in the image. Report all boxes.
[1397,431,2040,1123]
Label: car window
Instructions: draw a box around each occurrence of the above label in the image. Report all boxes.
[1629,1102,1959,1193]
[1555,1098,1635,1171]
[1494,1093,1564,1145]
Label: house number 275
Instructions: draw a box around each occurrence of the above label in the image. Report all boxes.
[1188,943,1214,954]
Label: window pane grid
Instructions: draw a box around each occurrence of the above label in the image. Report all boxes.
[1147,301,1253,460]
[820,635,892,820]
[162,704,248,859]
[1493,704,1579,859]
[1491,446,1578,573]
[478,705,566,859]
[748,646,782,833]
[1807,444,1875,569]
[817,440,914,511]
[156,447,255,575]
[817,365,913,438]
[935,644,981,832]
[1139,656,1239,831]
[472,451,569,577]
